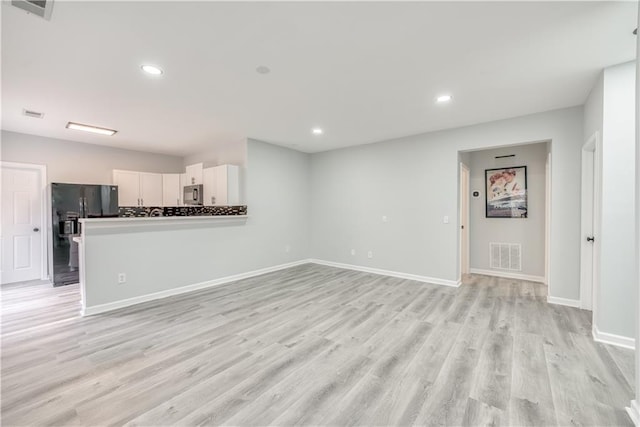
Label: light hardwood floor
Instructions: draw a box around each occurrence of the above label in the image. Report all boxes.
[1,264,635,426]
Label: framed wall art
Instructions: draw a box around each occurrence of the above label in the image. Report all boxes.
[485,166,527,218]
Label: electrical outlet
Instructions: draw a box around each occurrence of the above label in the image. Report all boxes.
[382,215,388,222]
[117,273,126,284]
[367,251,373,259]
[285,245,291,253]
[443,216,449,224]
[351,249,356,256]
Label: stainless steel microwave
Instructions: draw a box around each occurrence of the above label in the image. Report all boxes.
[183,184,203,205]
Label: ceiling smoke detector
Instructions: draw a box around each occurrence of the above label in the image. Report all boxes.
[23,109,44,119]
[11,0,54,20]
[256,66,271,75]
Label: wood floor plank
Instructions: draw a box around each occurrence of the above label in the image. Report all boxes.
[509,332,558,426]
[1,264,634,426]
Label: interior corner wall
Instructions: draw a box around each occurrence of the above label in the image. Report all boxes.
[182,139,248,168]
[597,61,637,339]
[0,130,185,184]
[468,143,548,277]
[583,72,604,141]
[310,106,584,300]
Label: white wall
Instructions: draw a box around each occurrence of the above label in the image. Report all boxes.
[468,143,547,278]
[310,107,583,300]
[183,139,247,168]
[598,61,636,339]
[82,139,310,308]
[0,130,184,184]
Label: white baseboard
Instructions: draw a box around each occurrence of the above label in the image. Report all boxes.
[626,400,640,426]
[470,268,546,284]
[309,259,459,288]
[592,325,635,350]
[547,296,581,308]
[82,259,312,316]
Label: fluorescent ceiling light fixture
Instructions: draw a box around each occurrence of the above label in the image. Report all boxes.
[141,65,163,75]
[436,94,453,103]
[66,122,117,136]
[312,128,323,135]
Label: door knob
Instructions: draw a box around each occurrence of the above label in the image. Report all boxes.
[33,227,40,232]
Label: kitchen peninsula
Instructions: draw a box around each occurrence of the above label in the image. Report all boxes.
[75,208,249,316]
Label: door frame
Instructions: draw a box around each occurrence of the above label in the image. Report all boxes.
[0,161,48,282]
[459,162,470,281]
[579,132,602,312]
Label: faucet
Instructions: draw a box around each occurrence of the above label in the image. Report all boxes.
[149,208,163,217]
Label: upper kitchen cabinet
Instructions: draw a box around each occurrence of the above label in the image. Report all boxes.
[112,170,139,206]
[185,163,203,186]
[203,165,240,206]
[162,174,181,206]
[113,170,163,206]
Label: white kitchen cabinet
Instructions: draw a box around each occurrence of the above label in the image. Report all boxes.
[162,174,181,206]
[139,173,163,206]
[202,167,216,206]
[113,170,162,206]
[202,165,240,206]
[185,163,203,186]
[113,170,141,206]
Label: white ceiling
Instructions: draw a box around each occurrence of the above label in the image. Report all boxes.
[1,1,637,156]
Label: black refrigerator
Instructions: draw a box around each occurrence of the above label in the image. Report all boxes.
[51,183,119,286]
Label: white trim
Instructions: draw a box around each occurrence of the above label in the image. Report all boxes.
[469,268,545,284]
[0,161,48,282]
[547,296,581,308]
[545,149,552,289]
[592,325,635,350]
[83,258,461,316]
[82,259,310,316]
[309,259,460,287]
[459,162,470,281]
[80,215,248,234]
[626,400,640,426]
[580,132,602,312]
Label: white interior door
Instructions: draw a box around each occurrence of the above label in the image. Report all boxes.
[580,133,600,311]
[460,163,470,277]
[1,164,44,284]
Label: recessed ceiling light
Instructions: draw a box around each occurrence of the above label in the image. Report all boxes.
[312,128,323,135]
[66,122,117,136]
[436,94,453,103]
[141,65,163,75]
[256,66,271,74]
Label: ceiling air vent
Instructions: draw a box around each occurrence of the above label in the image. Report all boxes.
[11,0,54,20]
[23,109,44,119]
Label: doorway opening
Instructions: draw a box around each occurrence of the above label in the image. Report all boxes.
[458,141,550,287]
[459,163,470,280]
[1,161,48,284]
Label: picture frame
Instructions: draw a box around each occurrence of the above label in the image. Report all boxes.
[485,166,527,218]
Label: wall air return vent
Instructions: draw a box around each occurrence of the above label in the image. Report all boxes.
[23,109,44,119]
[489,242,521,271]
[11,0,54,20]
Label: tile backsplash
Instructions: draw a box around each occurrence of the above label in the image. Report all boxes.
[118,206,247,218]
